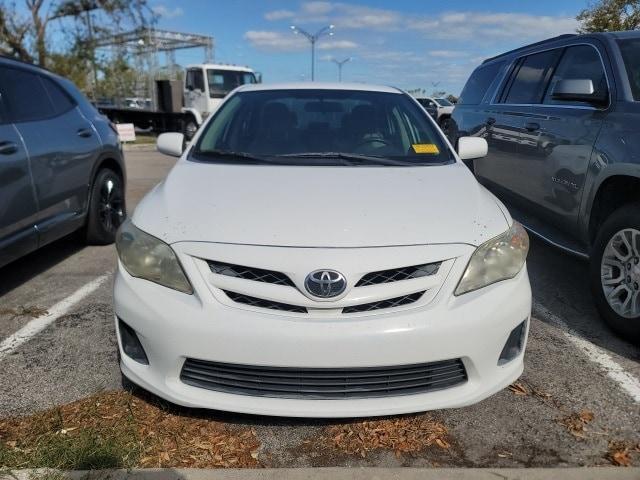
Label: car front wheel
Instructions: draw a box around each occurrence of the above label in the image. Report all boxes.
[590,204,640,342]
[85,168,126,245]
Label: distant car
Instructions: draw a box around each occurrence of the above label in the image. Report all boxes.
[449,31,640,341]
[415,97,454,131]
[0,56,126,268]
[114,82,531,418]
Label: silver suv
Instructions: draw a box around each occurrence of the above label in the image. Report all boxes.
[0,57,126,268]
[450,31,640,341]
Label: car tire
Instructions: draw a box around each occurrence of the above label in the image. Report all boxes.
[183,117,198,140]
[85,168,126,245]
[438,117,452,135]
[590,203,640,342]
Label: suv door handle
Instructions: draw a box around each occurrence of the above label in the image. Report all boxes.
[486,117,496,126]
[525,122,540,132]
[0,141,18,155]
[77,128,93,138]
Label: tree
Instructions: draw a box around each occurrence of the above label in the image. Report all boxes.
[577,0,640,32]
[0,0,154,66]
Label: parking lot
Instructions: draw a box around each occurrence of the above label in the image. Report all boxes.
[0,147,638,469]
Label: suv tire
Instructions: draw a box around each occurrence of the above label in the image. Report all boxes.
[183,117,198,140]
[590,204,640,342]
[85,168,126,245]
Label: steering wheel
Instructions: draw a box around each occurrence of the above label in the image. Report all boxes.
[355,137,391,149]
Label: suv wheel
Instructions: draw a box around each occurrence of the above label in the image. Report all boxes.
[438,117,452,136]
[85,168,125,244]
[590,204,640,341]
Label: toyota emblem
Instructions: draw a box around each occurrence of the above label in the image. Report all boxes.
[304,269,347,298]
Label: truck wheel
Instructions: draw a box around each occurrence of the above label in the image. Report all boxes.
[85,168,126,245]
[184,118,198,140]
[590,203,640,342]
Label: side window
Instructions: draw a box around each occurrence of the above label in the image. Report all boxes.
[543,45,608,105]
[0,68,55,122]
[188,69,205,91]
[458,61,504,105]
[41,76,75,115]
[502,50,561,104]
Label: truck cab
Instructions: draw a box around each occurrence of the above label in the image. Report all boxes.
[182,64,259,138]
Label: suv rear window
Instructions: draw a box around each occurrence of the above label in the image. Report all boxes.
[618,38,640,100]
[502,49,561,104]
[459,62,504,105]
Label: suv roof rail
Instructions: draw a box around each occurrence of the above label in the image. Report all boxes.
[482,34,578,64]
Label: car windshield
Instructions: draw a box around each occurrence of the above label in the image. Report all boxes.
[435,98,453,106]
[193,89,451,166]
[618,38,640,101]
[207,69,257,97]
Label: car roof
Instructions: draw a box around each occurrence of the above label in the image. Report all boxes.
[482,30,640,66]
[235,82,403,94]
[188,63,255,72]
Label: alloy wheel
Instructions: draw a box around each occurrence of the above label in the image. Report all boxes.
[601,228,640,318]
[99,177,124,234]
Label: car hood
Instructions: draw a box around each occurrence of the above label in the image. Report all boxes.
[133,160,510,248]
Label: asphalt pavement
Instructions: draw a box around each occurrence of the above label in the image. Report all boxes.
[0,148,638,468]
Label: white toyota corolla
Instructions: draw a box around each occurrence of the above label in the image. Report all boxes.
[114,83,532,418]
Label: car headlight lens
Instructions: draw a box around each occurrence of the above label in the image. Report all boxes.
[116,219,193,294]
[455,222,529,296]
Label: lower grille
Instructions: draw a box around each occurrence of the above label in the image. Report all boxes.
[180,358,467,399]
[342,292,425,314]
[223,291,307,313]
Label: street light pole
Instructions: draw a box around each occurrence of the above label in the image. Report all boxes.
[332,57,352,82]
[290,25,334,81]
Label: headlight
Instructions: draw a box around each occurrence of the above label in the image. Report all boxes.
[116,219,193,294]
[455,222,529,296]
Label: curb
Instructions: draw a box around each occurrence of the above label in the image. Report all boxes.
[3,468,640,480]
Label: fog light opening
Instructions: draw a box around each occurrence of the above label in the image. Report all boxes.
[498,320,527,366]
[118,319,149,365]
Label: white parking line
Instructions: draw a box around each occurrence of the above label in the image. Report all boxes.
[0,273,112,360]
[533,300,640,403]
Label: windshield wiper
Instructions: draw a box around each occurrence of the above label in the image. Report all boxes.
[278,152,418,166]
[194,149,286,164]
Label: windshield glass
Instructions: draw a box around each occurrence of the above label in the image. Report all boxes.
[618,38,640,100]
[194,89,451,166]
[435,98,453,106]
[207,69,257,97]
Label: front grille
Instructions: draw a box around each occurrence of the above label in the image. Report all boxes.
[223,291,307,313]
[209,261,295,287]
[342,292,425,314]
[180,358,467,399]
[356,263,441,287]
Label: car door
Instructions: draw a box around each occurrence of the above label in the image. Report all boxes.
[184,68,208,115]
[0,67,101,244]
[0,70,38,265]
[475,49,562,207]
[516,44,608,233]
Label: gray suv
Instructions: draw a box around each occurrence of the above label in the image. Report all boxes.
[0,57,126,268]
[450,31,640,341]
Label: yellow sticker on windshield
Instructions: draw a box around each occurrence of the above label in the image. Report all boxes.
[412,144,439,154]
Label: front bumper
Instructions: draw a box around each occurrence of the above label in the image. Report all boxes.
[114,243,532,418]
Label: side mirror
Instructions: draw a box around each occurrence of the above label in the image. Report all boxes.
[186,84,194,92]
[551,79,607,105]
[157,132,185,157]
[457,137,488,161]
[255,72,263,83]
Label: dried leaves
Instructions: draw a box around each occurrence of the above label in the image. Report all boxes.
[558,409,595,439]
[607,440,640,467]
[0,391,259,469]
[320,416,451,459]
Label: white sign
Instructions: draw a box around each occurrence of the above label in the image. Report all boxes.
[116,123,136,142]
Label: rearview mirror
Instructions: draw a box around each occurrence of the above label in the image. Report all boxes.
[157,132,185,157]
[457,137,488,161]
[551,79,607,105]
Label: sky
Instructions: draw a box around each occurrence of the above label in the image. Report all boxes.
[150,0,586,95]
